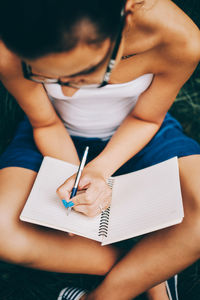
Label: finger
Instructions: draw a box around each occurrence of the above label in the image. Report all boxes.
[70,192,89,206]
[73,193,111,216]
[73,204,101,217]
[63,189,86,203]
[101,200,110,211]
[88,184,112,208]
[93,192,112,213]
[72,188,100,206]
[56,173,76,201]
[84,182,105,205]
[68,232,76,237]
[103,190,112,208]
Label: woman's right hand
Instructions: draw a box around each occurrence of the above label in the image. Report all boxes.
[56,166,112,217]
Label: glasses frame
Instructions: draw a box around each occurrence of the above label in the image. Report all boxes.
[21,6,125,89]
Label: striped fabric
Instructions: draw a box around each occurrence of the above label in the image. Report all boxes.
[166,275,179,300]
[57,287,86,300]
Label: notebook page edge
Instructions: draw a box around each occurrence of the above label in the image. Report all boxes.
[104,157,183,244]
[102,215,183,246]
[20,214,102,242]
[20,156,101,242]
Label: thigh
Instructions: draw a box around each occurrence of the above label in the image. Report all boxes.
[0,167,123,273]
[0,117,42,224]
[0,167,37,223]
[178,155,200,213]
[0,117,43,172]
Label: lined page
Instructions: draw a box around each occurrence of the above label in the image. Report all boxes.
[20,157,102,242]
[103,157,183,245]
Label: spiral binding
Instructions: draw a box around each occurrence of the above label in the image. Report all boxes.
[98,208,110,238]
[98,177,114,238]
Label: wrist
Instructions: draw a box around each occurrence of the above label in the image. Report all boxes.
[85,158,113,180]
[33,126,80,164]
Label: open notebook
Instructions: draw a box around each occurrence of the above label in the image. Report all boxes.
[20,156,184,246]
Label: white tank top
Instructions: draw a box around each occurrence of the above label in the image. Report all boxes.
[45,73,153,140]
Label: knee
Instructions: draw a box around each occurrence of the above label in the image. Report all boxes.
[0,207,32,265]
[182,204,200,254]
[97,247,123,276]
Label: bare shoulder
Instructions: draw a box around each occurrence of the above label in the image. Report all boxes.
[162,2,200,63]
[157,0,200,63]
[135,0,200,64]
[0,40,21,79]
[0,41,59,128]
[177,29,200,64]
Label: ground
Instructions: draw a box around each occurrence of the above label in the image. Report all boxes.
[0,1,200,299]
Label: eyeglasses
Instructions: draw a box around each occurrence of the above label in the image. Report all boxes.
[21,6,125,89]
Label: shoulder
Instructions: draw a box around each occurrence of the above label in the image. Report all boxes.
[0,40,21,80]
[135,0,200,64]
[160,4,200,65]
[177,30,200,64]
[163,23,200,68]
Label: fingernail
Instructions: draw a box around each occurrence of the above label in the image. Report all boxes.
[67,201,75,207]
[62,199,68,208]
[62,200,74,208]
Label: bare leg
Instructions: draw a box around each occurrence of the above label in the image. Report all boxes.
[0,167,170,300]
[80,283,170,300]
[146,283,170,300]
[84,155,200,299]
[0,167,122,274]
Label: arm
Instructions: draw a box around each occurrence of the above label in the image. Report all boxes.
[86,33,200,177]
[0,50,79,165]
[87,72,191,178]
[57,41,200,216]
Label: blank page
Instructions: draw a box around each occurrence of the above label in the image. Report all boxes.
[20,156,102,242]
[103,157,184,245]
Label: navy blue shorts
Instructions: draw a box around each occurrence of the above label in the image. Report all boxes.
[0,113,200,175]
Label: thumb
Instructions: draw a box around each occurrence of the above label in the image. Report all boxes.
[56,173,76,201]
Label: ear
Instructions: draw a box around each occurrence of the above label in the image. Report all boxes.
[124,0,144,25]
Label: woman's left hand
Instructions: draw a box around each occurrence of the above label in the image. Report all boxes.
[57,167,112,217]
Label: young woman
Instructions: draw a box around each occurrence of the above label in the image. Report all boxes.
[0,0,200,299]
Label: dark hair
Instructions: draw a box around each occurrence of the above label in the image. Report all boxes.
[0,0,124,59]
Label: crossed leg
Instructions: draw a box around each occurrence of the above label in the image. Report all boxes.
[0,165,170,300]
[0,167,121,274]
[85,155,200,299]
[1,155,200,300]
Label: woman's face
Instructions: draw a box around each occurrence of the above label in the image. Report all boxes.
[24,38,123,86]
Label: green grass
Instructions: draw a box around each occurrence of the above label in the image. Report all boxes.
[0,0,200,296]
[170,66,200,143]
[0,67,200,300]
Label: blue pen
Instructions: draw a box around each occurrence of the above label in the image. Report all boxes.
[65,146,89,215]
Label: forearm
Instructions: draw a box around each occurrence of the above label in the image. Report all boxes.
[87,115,160,178]
[92,63,198,178]
[33,120,80,165]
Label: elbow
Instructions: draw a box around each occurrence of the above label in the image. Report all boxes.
[132,113,164,129]
[31,116,61,130]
